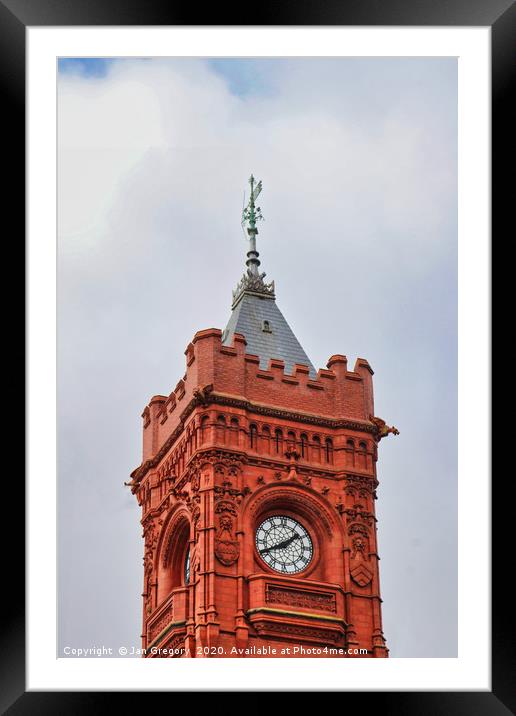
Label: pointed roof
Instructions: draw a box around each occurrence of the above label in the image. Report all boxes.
[222,291,316,377]
[222,176,316,378]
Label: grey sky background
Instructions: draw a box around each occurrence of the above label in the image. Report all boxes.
[58,57,457,658]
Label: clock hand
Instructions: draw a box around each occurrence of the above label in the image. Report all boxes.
[261,538,291,555]
[260,533,300,555]
[277,533,300,550]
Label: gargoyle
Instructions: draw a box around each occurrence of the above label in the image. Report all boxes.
[193,383,213,405]
[285,446,300,462]
[369,415,400,441]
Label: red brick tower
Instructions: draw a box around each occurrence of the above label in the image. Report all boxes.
[127,177,398,658]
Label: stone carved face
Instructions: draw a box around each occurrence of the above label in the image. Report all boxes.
[351,536,368,560]
[353,536,365,551]
[219,515,233,532]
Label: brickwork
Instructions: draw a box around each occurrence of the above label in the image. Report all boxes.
[129,328,390,658]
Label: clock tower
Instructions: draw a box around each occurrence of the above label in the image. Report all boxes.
[127,177,397,658]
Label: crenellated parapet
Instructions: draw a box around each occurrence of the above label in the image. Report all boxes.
[139,328,377,467]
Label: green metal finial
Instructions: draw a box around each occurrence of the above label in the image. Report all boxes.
[232,175,275,307]
[242,174,263,233]
[241,175,264,277]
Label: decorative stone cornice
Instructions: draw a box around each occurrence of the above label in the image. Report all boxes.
[246,607,346,624]
[128,390,377,487]
[209,393,376,433]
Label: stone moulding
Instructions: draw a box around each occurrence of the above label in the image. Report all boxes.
[247,609,346,647]
[247,607,345,623]
[146,620,187,651]
[248,483,337,539]
[248,574,346,615]
[265,585,337,613]
[141,457,378,531]
[147,606,175,645]
[160,507,191,568]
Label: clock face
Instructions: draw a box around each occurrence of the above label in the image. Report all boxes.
[255,515,313,574]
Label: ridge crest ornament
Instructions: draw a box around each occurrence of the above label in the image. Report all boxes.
[232,272,276,307]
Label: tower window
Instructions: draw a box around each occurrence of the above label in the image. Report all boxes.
[184,546,191,585]
[250,424,258,449]
[261,320,272,333]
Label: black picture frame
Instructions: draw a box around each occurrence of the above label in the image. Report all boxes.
[5,0,509,709]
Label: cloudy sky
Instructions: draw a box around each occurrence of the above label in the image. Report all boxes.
[58,57,457,658]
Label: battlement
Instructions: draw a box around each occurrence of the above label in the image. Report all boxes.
[140,327,375,462]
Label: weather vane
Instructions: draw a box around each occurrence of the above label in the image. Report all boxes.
[237,175,268,285]
[241,174,264,234]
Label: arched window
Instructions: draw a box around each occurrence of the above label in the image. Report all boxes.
[157,517,190,605]
[184,545,191,585]
[300,433,308,459]
[312,435,321,462]
[250,424,258,450]
[287,431,296,451]
[262,320,272,333]
[275,429,283,454]
[325,438,334,464]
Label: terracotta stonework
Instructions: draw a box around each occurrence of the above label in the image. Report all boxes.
[128,328,393,658]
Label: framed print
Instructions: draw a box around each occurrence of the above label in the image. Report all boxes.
[4,0,511,708]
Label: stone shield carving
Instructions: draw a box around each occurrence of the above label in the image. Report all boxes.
[215,539,240,566]
[214,512,240,566]
[350,562,373,587]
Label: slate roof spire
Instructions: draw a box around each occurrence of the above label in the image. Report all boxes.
[222,176,316,377]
